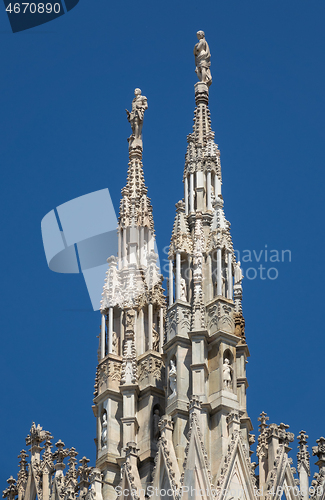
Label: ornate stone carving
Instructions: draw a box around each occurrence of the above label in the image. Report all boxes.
[97,359,122,388]
[313,437,325,470]
[138,356,164,383]
[234,311,246,343]
[194,31,212,87]
[121,321,138,386]
[191,213,206,330]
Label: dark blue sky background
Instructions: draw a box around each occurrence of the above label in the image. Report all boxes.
[0,0,324,486]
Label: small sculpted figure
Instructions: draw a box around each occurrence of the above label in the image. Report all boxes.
[126,88,148,143]
[125,362,133,382]
[180,277,187,301]
[101,413,107,449]
[234,261,244,284]
[194,31,212,87]
[152,323,159,352]
[125,309,135,333]
[169,360,177,398]
[223,358,233,390]
[112,331,118,355]
[153,409,161,441]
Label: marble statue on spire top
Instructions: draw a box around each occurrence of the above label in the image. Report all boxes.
[126,88,148,149]
[194,30,212,87]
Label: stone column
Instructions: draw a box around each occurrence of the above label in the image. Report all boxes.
[187,255,192,303]
[101,314,106,359]
[207,171,212,210]
[189,173,194,213]
[42,468,50,500]
[169,259,174,306]
[120,311,124,356]
[139,308,145,354]
[184,176,189,215]
[148,303,153,350]
[207,253,213,301]
[214,174,221,197]
[140,227,144,267]
[108,307,113,354]
[122,229,127,268]
[118,228,122,270]
[159,307,164,353]
[175,252,181,300]
[228,252,233,300]
[217,247,222,296]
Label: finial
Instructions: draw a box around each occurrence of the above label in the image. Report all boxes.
[194,30,212,87]
[258,411,269,433]
[2,477,18,500]
[312,437,325,470]
[297,431,310,475]
[126,88,148,151]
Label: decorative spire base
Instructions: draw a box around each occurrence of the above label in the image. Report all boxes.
[194,81,209,105]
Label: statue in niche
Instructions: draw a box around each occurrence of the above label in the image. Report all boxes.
[234,261,244,284]
[223,358,233,390]
[152,323,159,352]
[101,413,107,449]
[125,309,135,333]
[180,277,187,301]
[112,331,118,355]
[169,360,177,398]
[153,409,161,442]
[194,31,212,87]
[126,88,148,143]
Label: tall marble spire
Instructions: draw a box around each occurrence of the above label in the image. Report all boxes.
[165,30,250,479]
[96,89,166,499]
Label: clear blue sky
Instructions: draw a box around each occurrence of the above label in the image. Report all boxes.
[0,0,324,485]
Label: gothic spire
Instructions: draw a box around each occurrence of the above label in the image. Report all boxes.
[119,88,154,232]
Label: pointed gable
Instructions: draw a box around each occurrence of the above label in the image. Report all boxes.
[215,429,257,500]
[151,416,181,499]
[181,405,215,499]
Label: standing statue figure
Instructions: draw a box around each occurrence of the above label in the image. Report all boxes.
[153,409,161,441]
[223,358,233,390]
[194,31,212,87]
[101,413,107,449]
[112,331,118,355]
[169,360,177,398]
[234,261,244,284]
[152,322,159,352]
[126,88,148,145]
[180,277,187,302]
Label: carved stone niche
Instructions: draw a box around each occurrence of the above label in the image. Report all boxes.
[137,352,165,391]
[166,302,192,342]
[206,297,235,335]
